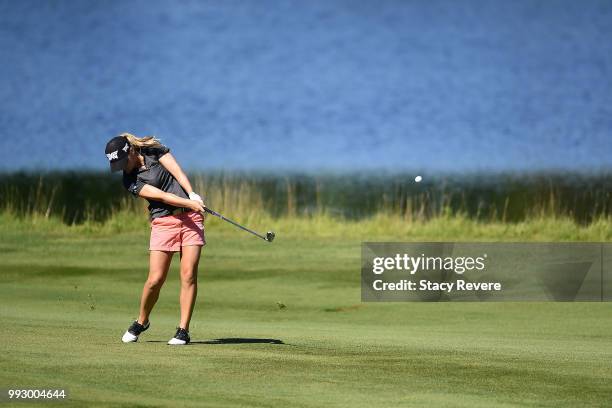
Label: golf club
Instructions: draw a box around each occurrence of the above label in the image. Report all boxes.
[203,207,275,243]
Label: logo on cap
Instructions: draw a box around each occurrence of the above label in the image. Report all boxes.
[106,143,129,161]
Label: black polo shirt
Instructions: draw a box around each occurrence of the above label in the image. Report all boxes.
[122,144,189,220]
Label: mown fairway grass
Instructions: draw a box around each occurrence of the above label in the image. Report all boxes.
[1,216,611,407]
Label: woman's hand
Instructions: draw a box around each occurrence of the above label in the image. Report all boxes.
[139,185,207,214]
[188,191,204,204]
[187,199,206,214]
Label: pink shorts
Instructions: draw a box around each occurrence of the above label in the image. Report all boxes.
[149,211,205,252]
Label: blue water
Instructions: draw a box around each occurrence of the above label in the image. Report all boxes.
[0,0,611,173]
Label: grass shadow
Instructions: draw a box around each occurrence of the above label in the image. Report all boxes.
[145,338,285,345]
[0,264,142,282]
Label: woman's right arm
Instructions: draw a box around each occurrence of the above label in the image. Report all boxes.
[138,184,206,213]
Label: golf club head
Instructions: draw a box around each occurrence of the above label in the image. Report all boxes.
[266,231,275,242]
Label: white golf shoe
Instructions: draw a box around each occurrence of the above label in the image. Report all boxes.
[121,320,150,343]
[167,327,190,345]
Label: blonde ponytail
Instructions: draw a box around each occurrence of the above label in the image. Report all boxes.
[120,132,163,149]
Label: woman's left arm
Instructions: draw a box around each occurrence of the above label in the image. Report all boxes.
[159,153,196,196]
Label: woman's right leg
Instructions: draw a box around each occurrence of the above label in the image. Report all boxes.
[137,250,174,325]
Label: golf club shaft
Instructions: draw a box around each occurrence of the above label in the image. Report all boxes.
[203,207,268,241]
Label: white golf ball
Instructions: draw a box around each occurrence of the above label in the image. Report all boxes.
[414,175,422,183]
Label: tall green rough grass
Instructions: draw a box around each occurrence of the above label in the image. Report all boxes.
[1,171,611,241]
[1,207,611,241]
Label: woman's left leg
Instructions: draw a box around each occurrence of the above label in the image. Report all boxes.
[178,245,202,330]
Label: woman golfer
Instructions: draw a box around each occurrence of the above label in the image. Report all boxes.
[104,132,206,345]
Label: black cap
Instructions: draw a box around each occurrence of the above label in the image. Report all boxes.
[105,136,131,172]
